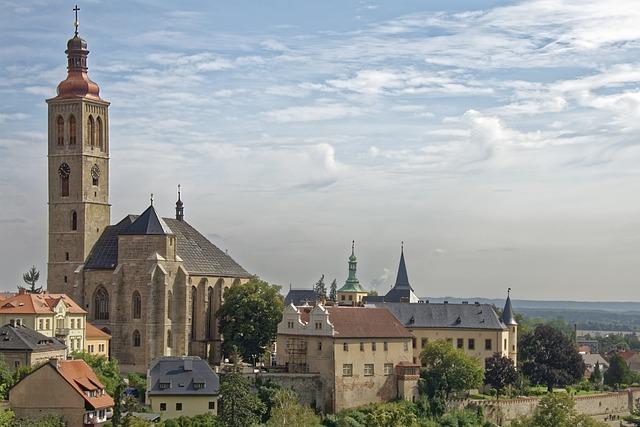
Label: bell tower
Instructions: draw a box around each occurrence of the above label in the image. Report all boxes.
[46,7,110,295]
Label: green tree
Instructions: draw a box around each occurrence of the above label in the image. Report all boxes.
[589,361,603,385]
[160,413,221,426]
[219,372,265,427]
[12,415,66,427]
[510,392,606,427]
[0,409,15,427]
[420,340,484,415]
[71,351,122,396]
[519,324,584,391]
[623,402,640,426]
[217,277,283,362]
[266,388,320,427]
[484,354,518,399]
[603,354,630,387]
[329,279,337,302]
[0,360,14,400]
[20,265,42,294]
[313,274,326,302]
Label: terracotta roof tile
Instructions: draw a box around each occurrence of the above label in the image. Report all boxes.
[86,323,111,339]
[0,291,85,315]
[299,307,412,338]
[57,360,114,410]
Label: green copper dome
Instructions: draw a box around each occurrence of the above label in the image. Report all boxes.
[338,241,367,293]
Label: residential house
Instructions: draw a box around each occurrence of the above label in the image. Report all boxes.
[147,356,220,420]
[0,289,86,352]
[0,324,66,371]
[277,304,419,412]
[9,358,114,426]
[581,353,608,379]
[85,323,111,358]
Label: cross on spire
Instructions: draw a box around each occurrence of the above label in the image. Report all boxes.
[73,5,80,36]
[178,184,181,200]
[150,193,154,206]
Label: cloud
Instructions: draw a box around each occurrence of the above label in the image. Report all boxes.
[262,103,365,123]
[260,39,289,52]
[0,113,28,123]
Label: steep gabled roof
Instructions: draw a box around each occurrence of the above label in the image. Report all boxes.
[284,289,316,306]
[56,360,114,410]
[86,323,111,339]
[502,294,517,326]
[122,205,172,235]
[298,307,413,339]
[0,324,66,352]
[0,291,85,315]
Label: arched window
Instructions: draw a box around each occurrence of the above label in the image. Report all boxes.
[167,329,172,348]
[96,116,103,150]
[71,211,77,231]
[56,116,64,145]
[133,330,141,347]
[87,115,95,147]
[68,115,76,145]
[94,287,109,320]
[132,291,142,319]
[190,286,197,340]
[206,287,214,340]
[167,291,173,321]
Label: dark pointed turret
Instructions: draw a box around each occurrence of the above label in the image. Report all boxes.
[394,242,412,290]
[123,203,172,235]
[176,184,184,221]
[502,288,517,326]
[383,243,418,303]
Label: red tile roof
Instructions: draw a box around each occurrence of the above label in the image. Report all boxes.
[56,360,114,410]
[86,323,111,339]
[300,307,413,339]
[0,290,85,315]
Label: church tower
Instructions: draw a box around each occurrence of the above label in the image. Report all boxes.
[47,9,110,295]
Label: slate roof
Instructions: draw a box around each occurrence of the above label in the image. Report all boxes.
[0,324,66,352]
[148,356,220,396]
[502,294,517,325]
[121,205,172,235]
[284,289,317,306]
[84,215,250,278]
[369,302,507,331]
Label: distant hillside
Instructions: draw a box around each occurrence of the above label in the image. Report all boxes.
[421,297,640,313]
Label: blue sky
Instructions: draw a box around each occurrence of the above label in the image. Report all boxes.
[2,0,640,300]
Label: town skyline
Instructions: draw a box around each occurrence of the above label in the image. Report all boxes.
[2,0,640,301]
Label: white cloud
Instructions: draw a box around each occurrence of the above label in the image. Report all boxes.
[262,103,365,123]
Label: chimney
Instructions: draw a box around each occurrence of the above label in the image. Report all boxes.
[49,357,60,369]
[183,358,193,371]
[18,288,26,295]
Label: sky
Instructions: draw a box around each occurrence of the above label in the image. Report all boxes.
[1,0,640,301]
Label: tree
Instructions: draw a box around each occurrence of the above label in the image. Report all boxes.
[511,392,606,427]
[329,279,337,302]
[484,354,518,399]
[160,413,221,427]
[589,362,603,385]
[266,388,321,427]
[71,351,122,396]
[20,265,42,294]
[624,402,640,426]
[219,372,265,427]
[0,409,15,427]
[217,277,283,362]
[603,354,630,387]
[313,274,326,302]
[419,340,484,415]
[519,324,584,391]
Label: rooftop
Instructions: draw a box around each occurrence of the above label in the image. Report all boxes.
[55,360,114,410]
[0,324,66,352]
[0,290,85,315]
[86,323,111,340]
[284,289,316,306]
[148,356,220,396]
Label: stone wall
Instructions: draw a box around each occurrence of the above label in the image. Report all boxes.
[452,388,640,425]
[241,373,325,412]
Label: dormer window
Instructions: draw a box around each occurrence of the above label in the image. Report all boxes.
[159,382,170,390]
[193,382,205,390]
[315,321,322,330]
[287,321,294,329]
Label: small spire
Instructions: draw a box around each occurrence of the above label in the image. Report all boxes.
[401,241,404,253]
[351,240,355,256]
[508,287,511,296]
[73,5,80,36]
[175,184,184,221]
[150,193,154,206]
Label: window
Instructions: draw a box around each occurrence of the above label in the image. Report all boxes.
[167,329,172,348]
[39,319,43,330]
[209,401,216,410]
[342,364,353,377]
[341,295,345,301]
[159,382,170,390]
[403,341,409,352]
[70,319,75,329]
[485,339,492,351]
[360,342,364,352]
[176,403,182,411]
[364,364,374,376]
[421,338,428,348]
[317,341,322,351]
[504,338,507,351]
[78,318,82,328]
[71,211,77,230]
[287,321,294,329]
[383,341,388,351]
[384,363,394,376]
[132,291,142,319]
[99,344,104,352]
[96,116,103,150]
[159,403,166,411]
[88,345,94,353]
[167,291,173,320]
[14,361,20,368]
[457,338,464,349]
[68,115,76,145]
[343,342,348,352]
[412,337,417,348]
[133,330,141,347]
[372,342,376,351]
[207,287,215,340]
[315,321,322,330]
[190,286,197,340]
[65,252,70,261]
[56,116,64,145]
[194,382,205,390]
[348,295,353,301]
[468,338,475,350]
[94,287,109,320]
[88,115,95,147]
[45,319,50,330]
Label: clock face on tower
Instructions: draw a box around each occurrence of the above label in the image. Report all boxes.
[58,163,71,178]
[91,164,100,180]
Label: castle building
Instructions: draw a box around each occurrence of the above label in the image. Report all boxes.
[46,22,251,370]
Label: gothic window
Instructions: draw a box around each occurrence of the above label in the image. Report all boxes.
[132,291,142,319]
[56,116,64,145]
[96,116,103,150]
[87,115,95,147]
[190,286,197,340]
[94,287,109,320]
[167,291,173,320]
[58,163,70,197]
[71,211,77,231]
[133,330,141,347]
[206,287,214,340]
[167,329,172,348]
[68,115,76,145]
[91,164,100,186]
